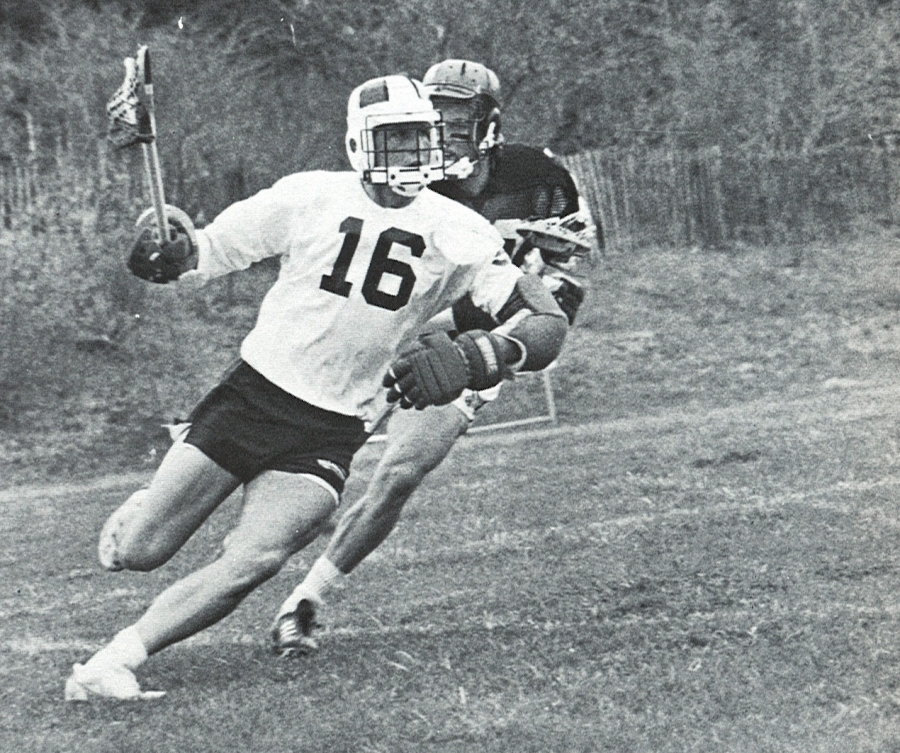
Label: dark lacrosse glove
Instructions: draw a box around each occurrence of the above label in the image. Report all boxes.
[552,277,585,325]
[127,220,197,284]
[383,330,514,410]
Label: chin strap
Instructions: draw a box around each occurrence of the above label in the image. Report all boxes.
[478,121,501,154]
[444,156,475,179]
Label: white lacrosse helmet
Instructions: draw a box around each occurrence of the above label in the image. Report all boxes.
[346,75,445,197]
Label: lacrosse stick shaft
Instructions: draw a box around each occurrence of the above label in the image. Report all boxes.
[142,140,168,239]
[364,401,396,435]
[136,46,168,239]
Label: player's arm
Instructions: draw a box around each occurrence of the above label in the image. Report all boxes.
[126,197,274,285]
[448,277,582,331]
[127,175,309,284]
[511,205,598,324]
[491,272,568,372]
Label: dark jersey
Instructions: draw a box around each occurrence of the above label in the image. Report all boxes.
[430,144,582,331]
[430,143,581,224]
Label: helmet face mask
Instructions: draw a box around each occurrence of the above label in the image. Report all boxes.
[366,121,444,196]
[433,96,498,158]
[346,76,445,197]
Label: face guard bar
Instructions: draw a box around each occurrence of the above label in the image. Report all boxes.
[361,120,445,197]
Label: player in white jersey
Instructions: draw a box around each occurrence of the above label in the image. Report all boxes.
[64,74,568,701]
[271,61,598,656]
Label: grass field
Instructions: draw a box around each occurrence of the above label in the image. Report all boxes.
[2,234,900,752]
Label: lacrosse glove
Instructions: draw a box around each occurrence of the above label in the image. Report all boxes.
[552,277,585,325]
[127,210,198,284]
[384,330,516,410]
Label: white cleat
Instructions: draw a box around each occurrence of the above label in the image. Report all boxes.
[64,662,166,702]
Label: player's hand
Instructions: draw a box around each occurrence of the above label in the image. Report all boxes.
[127,218,197,284]
[383,330,513,410]
[383,332,470,410]
[551,276,585,325]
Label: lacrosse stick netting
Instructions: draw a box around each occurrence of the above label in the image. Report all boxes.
[106,46,169,239]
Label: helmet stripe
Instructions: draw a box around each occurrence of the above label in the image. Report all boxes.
[359,79,390,108]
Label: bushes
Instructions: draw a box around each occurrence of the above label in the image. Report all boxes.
[0,229,275,483]
[0,164,275,482]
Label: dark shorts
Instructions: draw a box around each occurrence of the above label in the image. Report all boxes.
[184,360,368,493]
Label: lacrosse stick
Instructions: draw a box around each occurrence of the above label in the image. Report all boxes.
[106,45,169,241]
[364,399,397,440]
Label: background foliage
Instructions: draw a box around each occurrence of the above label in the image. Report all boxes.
[0,0,898,482]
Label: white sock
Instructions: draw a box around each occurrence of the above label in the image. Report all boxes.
[277,556,344,618]
[89,626,148,671]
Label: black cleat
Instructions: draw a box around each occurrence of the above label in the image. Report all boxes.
[271,599,320,657]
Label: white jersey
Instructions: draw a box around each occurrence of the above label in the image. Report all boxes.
[192,171,521,422]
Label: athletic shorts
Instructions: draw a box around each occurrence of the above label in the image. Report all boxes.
[183,360,368,495]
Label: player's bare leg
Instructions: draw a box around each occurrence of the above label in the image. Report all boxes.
[134,471,334,651]
[67,469,335,700]
[272,403,469,654]
[326,404,468,573]
[98,440,240,572]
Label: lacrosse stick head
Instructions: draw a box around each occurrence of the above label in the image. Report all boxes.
[135,45,152,95]
[106,50,154,148]
[513,211,598,271]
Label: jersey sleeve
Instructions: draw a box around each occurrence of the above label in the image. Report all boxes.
[192,174,312,279]
[466,245,523,320]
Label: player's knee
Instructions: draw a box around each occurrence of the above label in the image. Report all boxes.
[117,533,175,572]
[117,549,161,572]
[99,489,168,572]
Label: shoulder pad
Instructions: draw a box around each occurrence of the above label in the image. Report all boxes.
[495,273,566,324]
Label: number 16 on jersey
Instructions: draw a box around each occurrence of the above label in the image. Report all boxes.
[320,217,426,312]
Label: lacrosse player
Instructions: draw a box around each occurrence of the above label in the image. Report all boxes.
[271,60,599,656]
[64,73,569,701]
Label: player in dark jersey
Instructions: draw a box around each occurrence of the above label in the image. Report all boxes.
[271,60,598,655]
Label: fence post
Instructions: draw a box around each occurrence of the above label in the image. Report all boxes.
[604,160,623,254]
[707,146,728,246]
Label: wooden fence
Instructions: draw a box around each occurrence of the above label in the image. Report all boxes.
[0,160,40,231]
[0,145,144,236]
[561,143,899,253]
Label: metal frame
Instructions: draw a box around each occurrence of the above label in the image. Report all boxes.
[467,365,558,435]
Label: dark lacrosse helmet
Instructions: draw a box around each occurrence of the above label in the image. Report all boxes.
[422,60,503,178]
